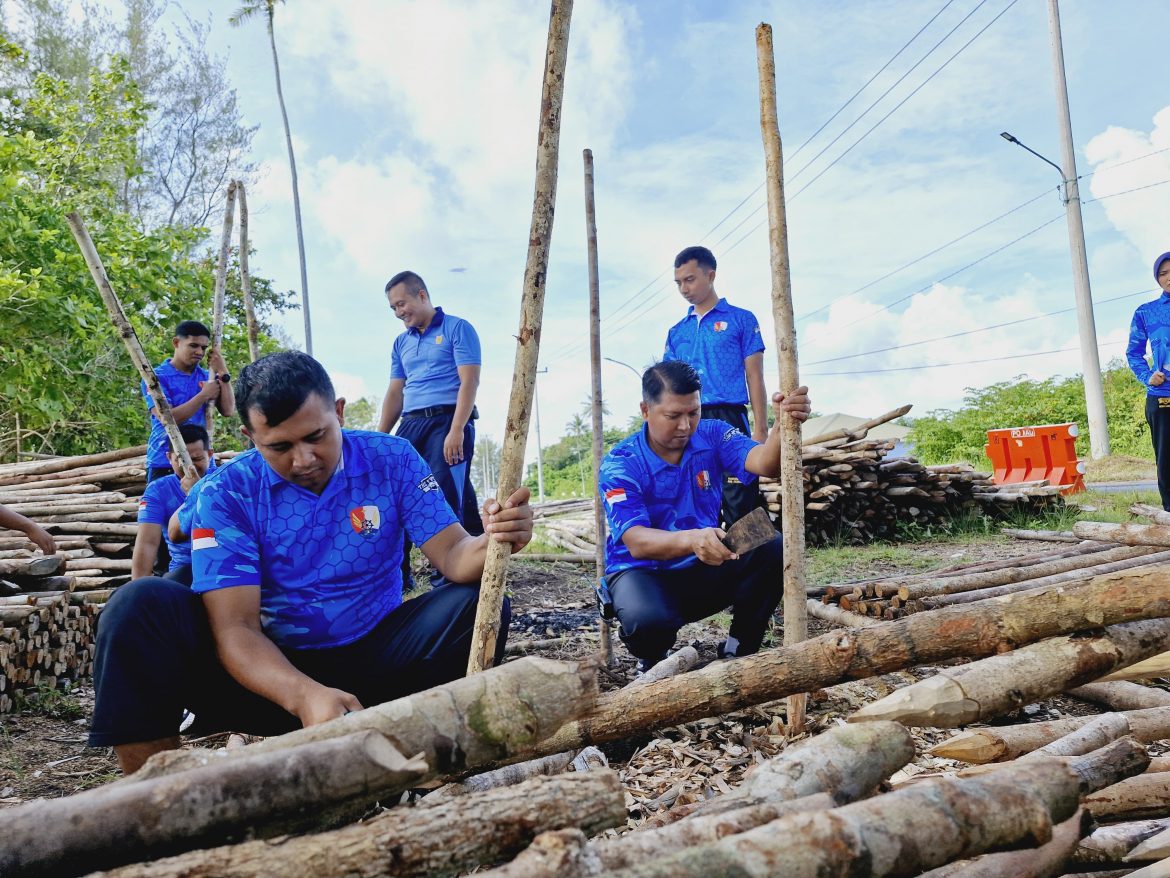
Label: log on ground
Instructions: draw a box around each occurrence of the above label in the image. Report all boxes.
[1069,680,1170,711]
[916,809,1089,878]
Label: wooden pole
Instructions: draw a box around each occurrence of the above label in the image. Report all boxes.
[583,148,612,668]
[467,0,573,674]
[65,212,195,480]
[236,181,261,363]
[756,22,807,733]
[207,180,238,448]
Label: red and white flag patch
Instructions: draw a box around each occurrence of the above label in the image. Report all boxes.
[191,528,218,550]
[604,488,626,506]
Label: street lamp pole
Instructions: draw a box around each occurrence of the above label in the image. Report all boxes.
[603,357,642,380]
[997,4,1110,459]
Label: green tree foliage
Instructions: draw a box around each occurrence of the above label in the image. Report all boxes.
[0,37,292,459]
[906,361,1149,466]
[342,396,378,432]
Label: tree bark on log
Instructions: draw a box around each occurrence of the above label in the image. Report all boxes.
[207,179,237,448]
[1127,824,1170,862]
[916,810,1088,878]
[0,445,145,479]
[808,597,881,627]
[756,20,808,734]
[1029,712,1130,757]
[424,752,576,804]
[1132,503,1170,526]
[132,655,597,782]
[1069,681,1170,711]
[1085,772,1170,821]
[1125,859,1170,878]
[1069,817,1170,868]
[89,771,625,878]
[850,619,1170,727]
[468,0,573,673]
[528,570,1170,758]
[1002,528,1080,542]
[0,730,427,878]
[64,212,196,481]
[236,181,260,363]
[0,556,62,577]
[1097,649,1170,682]
[1075,521,1170,546]
[931,705,1170,763]
[607,760,1083,878]
[630,646,699,686]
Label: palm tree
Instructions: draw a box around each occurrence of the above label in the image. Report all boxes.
[230,0,312,355]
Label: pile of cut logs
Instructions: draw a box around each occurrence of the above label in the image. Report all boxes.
[7,560,1170,875]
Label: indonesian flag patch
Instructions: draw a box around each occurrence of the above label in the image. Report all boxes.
[191,528,218,550]
[350,505,381,535]
[604,487,626,506]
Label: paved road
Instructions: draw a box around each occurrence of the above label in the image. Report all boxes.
[1086,480,1158,494]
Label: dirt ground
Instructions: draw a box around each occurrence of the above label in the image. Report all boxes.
[0,534,1131,822]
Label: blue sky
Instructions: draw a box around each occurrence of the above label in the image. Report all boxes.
[93,1,1170,460]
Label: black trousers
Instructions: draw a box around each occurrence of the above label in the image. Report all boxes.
[701,404,762,527]
[88,577,509,747]
[1147,395,1170,511]
[397,410,484,586]
[607,535,783,661]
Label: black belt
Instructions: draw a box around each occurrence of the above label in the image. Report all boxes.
[403,405,479,420]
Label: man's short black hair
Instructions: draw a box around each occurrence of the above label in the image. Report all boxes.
[236,351,335,430]
[643,360,702,404]
[167,423,210,454]
[385,271,427,296]
[673,246,717,272]
[175,320,211,339]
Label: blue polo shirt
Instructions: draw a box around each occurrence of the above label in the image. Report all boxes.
[390,308,481,411]
[136,474,192,571]
[664,299,765,406]
[599,420,759,575]
[141,360,210,467]
[191,431,457,649]
[1128,293,1170,399]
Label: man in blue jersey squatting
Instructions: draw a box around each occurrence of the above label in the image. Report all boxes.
[599,360,810,672]
[130,423,213,586]
[1127,251,1170,510]
[90,351,532,774]
[378,271,484,588]
[142,320,235,482]
[665,246,768,527]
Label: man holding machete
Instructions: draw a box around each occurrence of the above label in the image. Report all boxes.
[598,360,810,673]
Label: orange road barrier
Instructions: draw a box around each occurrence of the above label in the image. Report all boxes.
[984,422,1086,495]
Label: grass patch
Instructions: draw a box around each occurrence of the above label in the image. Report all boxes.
[1084,454,1156,483]
[14,684,85,720]
[1066,488,1163,523]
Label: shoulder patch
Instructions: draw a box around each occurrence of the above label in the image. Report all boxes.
[604,487,626,505]
[723,426,744,442]
[418,474,441,493]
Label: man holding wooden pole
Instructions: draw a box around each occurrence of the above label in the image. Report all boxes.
[90,352,532,774]
[597,360,809,672]
[665,245,768,527]
[142,320,235,482]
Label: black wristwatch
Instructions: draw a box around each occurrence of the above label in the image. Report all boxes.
[218,372,231,383]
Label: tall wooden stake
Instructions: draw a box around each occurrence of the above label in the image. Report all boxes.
[583,148,613,667]
[65,212,196,480]
[237,181,261,363]
[756,22,808,733]
[467,0,574,673]
[207,180,238,447]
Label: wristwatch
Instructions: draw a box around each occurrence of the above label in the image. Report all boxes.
[218,372,231,383]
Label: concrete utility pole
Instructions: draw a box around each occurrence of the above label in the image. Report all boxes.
[1048,0,1110,459]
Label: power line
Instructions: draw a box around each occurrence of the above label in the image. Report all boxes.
[804,339,1115,376]
[803,287,1154,366]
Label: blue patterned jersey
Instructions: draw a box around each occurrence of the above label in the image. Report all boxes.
[136,474,191,571]
[174,474,211,548]
[599,420,759,575]
[191,431,458,648]
[1128,293,1170,398]
[390,308,481,411]
[664,298,765,405]
[141,360,210,467]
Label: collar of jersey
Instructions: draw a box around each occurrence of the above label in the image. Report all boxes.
[635,421,714,472]
[685,297,729,319]
[407,306,446,337]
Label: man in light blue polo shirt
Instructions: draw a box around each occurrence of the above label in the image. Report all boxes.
[599,360,810,673]
[1127,251,1170,509]
[378,270,483,586]
[90,352,532,774]
[665,246,767,527]
[141,320,235,482]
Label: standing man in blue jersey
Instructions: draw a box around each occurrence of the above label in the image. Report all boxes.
[1127,251,1170,510]
[599,360,810,672]
[378,271,483,587]
[130,423,213,586]
[142,320,235,482]
[90,352,532,774]
[665,246,768,527]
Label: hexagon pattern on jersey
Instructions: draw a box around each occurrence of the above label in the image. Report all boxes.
[664,300,765,405]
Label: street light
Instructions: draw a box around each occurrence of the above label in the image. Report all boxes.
[604,357,642,380]
[1000,127,1110,459]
